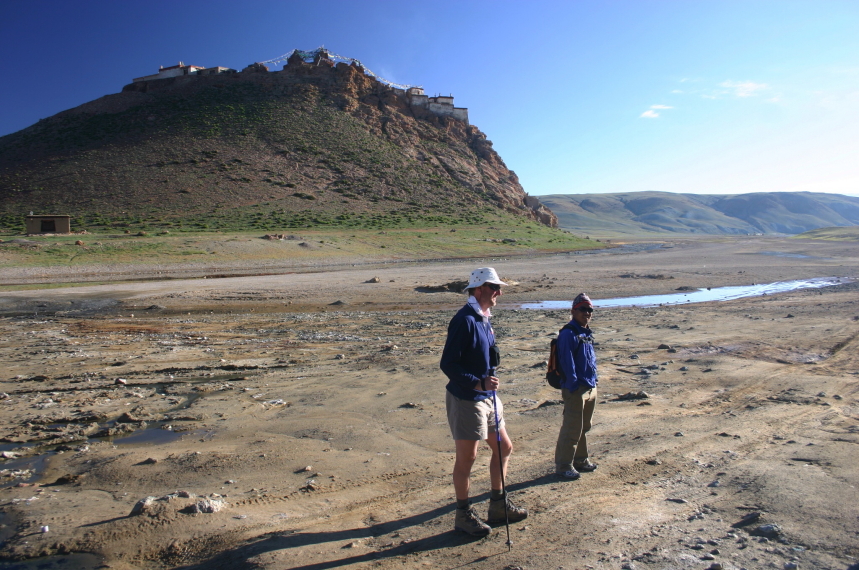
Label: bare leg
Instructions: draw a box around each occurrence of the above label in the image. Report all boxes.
[486,427,513,491]
[453,439,480,501]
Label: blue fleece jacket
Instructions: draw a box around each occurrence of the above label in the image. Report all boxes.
[558,320,598,391]
[440,302,495,402]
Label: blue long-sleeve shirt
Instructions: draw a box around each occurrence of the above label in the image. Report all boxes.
[558,320,598,391]
[440,302,495,402]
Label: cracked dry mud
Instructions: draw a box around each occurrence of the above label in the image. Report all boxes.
[0,236,857,570]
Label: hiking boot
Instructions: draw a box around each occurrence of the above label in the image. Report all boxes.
[486,493,528,524]
[574,459,598,472]
[556,467,581,480]
[454,505,491,536]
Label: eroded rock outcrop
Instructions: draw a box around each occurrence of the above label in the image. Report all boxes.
[1,51,557,227]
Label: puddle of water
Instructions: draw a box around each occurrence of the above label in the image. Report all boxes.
[757,251,828,260]
[0,454,52,489]
[0,427,196,488]
[0,374,234,483]
[1,418,189,455]
[517,277,848,310]
[109,425,185,446]
[0,442,35,454]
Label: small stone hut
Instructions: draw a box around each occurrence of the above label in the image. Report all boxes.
[25,215,71,234]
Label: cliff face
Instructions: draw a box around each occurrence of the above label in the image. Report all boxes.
[0,53,556,227]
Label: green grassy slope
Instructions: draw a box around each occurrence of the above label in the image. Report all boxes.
[790,226,859,241]
[0,61,554,233]
[541,191,859,236]
[0,215,600,274]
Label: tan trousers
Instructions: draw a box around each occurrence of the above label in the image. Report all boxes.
[554,385,597,471]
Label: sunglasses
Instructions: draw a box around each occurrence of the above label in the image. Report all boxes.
[576,307,594,314]
[484,283,502,292]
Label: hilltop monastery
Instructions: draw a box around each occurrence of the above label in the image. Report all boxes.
[131,52,468,124]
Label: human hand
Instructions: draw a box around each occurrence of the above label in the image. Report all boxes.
[482,375,499,391]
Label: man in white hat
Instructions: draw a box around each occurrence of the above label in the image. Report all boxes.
[440,267,528,536]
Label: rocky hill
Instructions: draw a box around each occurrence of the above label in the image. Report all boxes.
[540,191,859,235]
[0,51,555,231]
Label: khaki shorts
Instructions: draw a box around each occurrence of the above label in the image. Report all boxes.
[446,390,505,441]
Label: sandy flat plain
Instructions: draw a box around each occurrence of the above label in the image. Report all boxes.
[0,235,857,570]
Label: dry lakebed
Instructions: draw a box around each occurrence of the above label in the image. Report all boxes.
[0,236,857,570]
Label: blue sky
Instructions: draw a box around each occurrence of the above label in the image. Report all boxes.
[1,0,858,197]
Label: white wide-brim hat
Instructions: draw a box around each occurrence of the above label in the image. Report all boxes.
[466,267,507,289]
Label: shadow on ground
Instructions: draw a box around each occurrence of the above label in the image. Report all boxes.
[174,476,559,570]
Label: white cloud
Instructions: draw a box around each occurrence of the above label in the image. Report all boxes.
[671,89,684,94]
[721,80,768,97]
[640,104,674,118]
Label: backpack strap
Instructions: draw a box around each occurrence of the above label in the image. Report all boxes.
[559,323,580,351]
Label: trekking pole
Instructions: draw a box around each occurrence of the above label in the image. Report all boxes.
[490,368,512,551]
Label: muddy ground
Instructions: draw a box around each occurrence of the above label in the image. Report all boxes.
[0,236,857,570]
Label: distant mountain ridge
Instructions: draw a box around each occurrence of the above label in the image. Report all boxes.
[539,191,859,235]
[0,50,556,230]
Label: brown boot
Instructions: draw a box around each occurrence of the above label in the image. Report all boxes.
[454,505,491,536]
[486,493,528,524]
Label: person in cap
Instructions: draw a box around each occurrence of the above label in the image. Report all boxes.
[554,293,599,479]
[440,267,528,536]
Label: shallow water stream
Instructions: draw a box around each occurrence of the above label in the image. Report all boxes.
[517,276,850,310]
